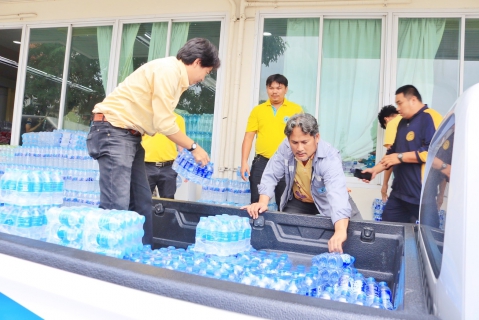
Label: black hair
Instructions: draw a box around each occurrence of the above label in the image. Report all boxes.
[176,38,221,69]
[378,105,398,129]
[266,74,288,87]
[395,84,422,102]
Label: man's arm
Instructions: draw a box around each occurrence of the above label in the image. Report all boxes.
[328,218,349,253]
[241,131,256,181]
[167,130,209,166]
[381,167,393,202]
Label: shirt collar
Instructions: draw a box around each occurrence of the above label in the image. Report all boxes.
[266,98,289,107]
[177,59,190,90]
[314,139,328,159]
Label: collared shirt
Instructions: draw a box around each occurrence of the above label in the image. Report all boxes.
[387,105,443,204]
[245,98,303,159]
[258,138,351,225]
[142,113,186,162]
[292,157,314,203]
[384,115,402,147]
[92,56,190,137]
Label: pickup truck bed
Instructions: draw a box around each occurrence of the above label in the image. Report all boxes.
[0,199,437,319]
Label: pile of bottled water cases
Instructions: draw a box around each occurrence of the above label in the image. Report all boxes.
[0,130,100,207]
[184,114,213,155]
[372,198,386,221]
[44,207,144,258]
[125,245,394,310]
[194,215,252,256]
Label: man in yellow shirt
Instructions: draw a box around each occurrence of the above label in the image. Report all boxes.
[87,38,220,245]
[377,105,402,202]
[240,74,303,205]
[142,113,185,199]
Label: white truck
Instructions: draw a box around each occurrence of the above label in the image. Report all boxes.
[0,84,478,319]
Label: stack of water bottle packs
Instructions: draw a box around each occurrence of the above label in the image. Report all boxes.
[198,178,252,207]
[184,113,214,154]
[438,209,446,230]
[372,198,386,221]
[44,206,144,258]
[0,130,101,208]
[193,214,252,256]
[172,149,214,184]
[0,167,64,240]
[125,246,394,310]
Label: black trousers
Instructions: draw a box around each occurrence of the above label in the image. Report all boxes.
[249,155,286,205]
[144,162,177,199]
[382,192,419,223]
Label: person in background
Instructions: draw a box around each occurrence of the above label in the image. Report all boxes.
[362,85,442,223]
[25,117,45,133]
[240,74,303,206]
[242,113,362,253]
[377,105,402,202]
[87,38,220,245]
[142,113,185,199]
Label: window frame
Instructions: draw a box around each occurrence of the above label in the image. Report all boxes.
[254,11,479,188]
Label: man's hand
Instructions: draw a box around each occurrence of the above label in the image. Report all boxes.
[380,153,401,169]
[241,202,268,219]
[191,146,209,167]
[361,167,381,183]
[240,163,250,181]
[381,185,389,202]
[328,218,349,253]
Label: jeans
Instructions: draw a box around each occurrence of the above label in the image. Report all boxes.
[144,163,177,199]
[249,155,286,205]
[86,121,153,245]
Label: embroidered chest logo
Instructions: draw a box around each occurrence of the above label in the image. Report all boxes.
[317,187,327,194]
[443,140,450,150]
[283,116,290,123]
[406,131,415,141]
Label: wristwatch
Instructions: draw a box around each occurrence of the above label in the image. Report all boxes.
[441,162,448,169]
[188,142,197,152]
[397,153,404,163]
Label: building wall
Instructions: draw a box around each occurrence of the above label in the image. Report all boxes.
[1,0,478,219]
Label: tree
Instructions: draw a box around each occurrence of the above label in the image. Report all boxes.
[262,35,288,67]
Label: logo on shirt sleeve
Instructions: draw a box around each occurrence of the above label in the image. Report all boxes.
[406,131,415,141]
[443,140,450,150]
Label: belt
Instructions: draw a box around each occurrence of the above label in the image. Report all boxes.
[146,160,174,167]
[255,154,270,161]
[92,113,142,137]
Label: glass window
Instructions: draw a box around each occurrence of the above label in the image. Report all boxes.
[464,19,479,91]
[419,112,455,278]
[259,18,320,114]
[172,21,221,155]
[118,22,169,84]
[21,27,68,143]
[63,26,113,132]
[319,19,382,175]
[397,18,460,115]
[0,28,22,145]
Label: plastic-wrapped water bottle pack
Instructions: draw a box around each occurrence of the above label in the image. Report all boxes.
[172,149,214,184]
[372,198,386,221]
[43,206,145,258]
[194,215,252,256]
[125,246,394,310]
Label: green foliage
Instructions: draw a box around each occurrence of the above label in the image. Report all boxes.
[23,43,106,120]
[262,36,288,67]
[177,83,215,115]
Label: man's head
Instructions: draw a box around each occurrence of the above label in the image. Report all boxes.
[284,113,320,161]
[378,105,399,129]
[177,38,221,85]
[395,85,423,119]
[266,74,288,106]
